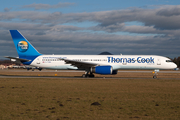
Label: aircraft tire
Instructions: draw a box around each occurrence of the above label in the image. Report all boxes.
[89,74,95,78]
[153,75,157,79]
[82,74,88,78]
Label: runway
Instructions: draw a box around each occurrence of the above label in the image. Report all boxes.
[0,69,180,79]
[0,75,180,80]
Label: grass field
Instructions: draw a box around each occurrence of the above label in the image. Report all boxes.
[0,70,180,119]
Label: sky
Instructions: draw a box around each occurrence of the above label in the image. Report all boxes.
[1,0,180,59]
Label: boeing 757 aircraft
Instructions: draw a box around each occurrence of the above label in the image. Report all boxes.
[5,30,177,78]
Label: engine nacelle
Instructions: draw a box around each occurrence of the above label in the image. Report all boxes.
[91,66,117,75]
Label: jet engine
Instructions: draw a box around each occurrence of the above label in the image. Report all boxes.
[91,66,117,75]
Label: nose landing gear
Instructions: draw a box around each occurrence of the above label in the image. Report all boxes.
[152,69,159,79]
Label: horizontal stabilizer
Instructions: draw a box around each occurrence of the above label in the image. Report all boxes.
[4,56,31,62]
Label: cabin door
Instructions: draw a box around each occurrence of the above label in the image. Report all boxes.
[37,58,40,64]
[157,58,161,65]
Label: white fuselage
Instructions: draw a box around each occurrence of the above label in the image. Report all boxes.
[30,55,177,70]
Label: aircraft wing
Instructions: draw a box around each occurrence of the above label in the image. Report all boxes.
[59,58,98,69]
[4,56,31,62]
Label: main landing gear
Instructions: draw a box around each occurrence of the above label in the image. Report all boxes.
[82,71,95,78]
[152,69,159,79]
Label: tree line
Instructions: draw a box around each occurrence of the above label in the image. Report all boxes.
[172,56,180,68]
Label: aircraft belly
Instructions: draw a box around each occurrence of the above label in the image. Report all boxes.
[111,63,164,70]
[45,64,78,70]
[41,65,77,70]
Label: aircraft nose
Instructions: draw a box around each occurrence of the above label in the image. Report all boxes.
[172,63,177,69]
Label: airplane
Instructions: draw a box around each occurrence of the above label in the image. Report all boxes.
[5,30,177,78]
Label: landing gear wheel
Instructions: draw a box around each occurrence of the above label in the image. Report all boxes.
[153,75,157,79]
[82,74,89,78]
[89,74,95,78]
[82,71,94,78]
[82,74,86,78]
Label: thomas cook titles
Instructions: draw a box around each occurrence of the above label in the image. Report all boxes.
[107,57,154,63]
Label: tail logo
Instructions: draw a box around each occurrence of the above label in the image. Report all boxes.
[17,41,28,52]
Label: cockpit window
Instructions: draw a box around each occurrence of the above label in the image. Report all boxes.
[166,60,172,62]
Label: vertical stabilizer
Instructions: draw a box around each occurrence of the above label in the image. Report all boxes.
[9,30,41,61]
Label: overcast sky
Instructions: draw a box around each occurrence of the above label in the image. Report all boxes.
[0,0,180,59]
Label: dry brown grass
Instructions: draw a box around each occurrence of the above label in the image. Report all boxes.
[0,69,180,119]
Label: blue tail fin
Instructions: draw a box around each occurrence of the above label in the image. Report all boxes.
[9,30,41,61]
